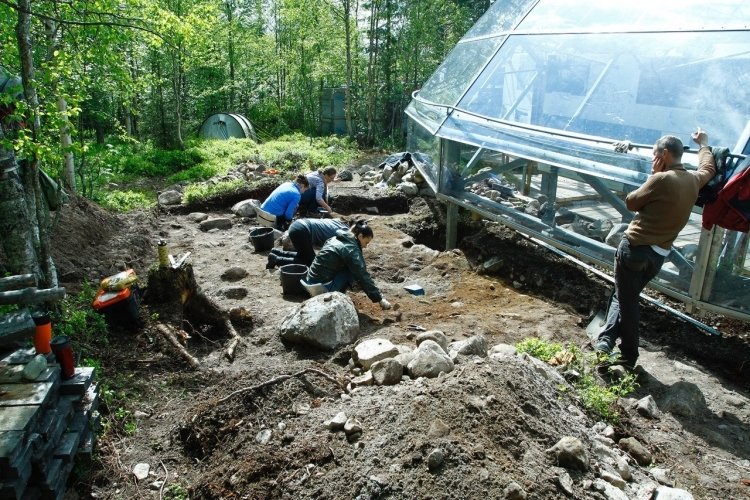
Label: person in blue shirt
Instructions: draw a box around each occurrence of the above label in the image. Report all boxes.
[260,175,309,230]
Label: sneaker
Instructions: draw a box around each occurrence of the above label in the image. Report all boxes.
[595,337,614,354]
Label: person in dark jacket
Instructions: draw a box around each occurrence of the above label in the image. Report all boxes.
[266,218,348,269]
[260,174,309,230]
[306,220,392,309]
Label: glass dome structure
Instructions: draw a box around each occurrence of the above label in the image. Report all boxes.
[406,0,750,321]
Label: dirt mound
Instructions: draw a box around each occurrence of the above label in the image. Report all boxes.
[50,194,158,290]
[178,354,591,499]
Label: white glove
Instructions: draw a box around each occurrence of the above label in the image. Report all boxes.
[379,298,392,310]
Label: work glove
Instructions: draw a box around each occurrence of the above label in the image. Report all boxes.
[379,298,392,310]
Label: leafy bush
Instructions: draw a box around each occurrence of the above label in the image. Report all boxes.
[95,190,155,212]
[52,281,108,346]
[516,337,563,362]
[183,179,245,203]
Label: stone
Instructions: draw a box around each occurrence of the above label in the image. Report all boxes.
[396,182,419,196]
[503,481,527,500]
[324,412,347,431]
[221,286,248,299]
[449,334,488,357]
[653,486,694,499]
[557,472,574,496]
[661,381,706,418]
[416,331,448,352]
[407,340,454,378]
[600,470,626,489]
[255,429,272,445]
[353,338,399,369]
[605,223,629,247]
[520,353,566,385]
[221,267,249,281]
[279,292,360,350]
[618,437,652,466]
[426,448,444,471]
[636,395,659,418]
[186,212,208,223]
[344,418,362,436]
[427,419,450,438]
[231,199,260,217]
[158,190,182,206]
[615,457,632,481]
[546,436,589,471]
[149,480,165,490]
[490,343,517,356]
[133,463,150,481]
[370,359,403,386]
[593,478,628,500]
[199,217,233,231]
[351,371,374,388]
[651,467,673,486]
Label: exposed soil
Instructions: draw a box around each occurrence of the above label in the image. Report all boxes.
[44,157,750,499]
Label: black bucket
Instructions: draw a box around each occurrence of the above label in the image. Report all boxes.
[249,227,274,252]
[279,264,308,295]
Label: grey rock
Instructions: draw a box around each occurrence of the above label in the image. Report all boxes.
[407,340,454,378]
[133,463,150,481]
[503,481,527,500]
[231,199,260,217]
[199,217,233,231]
[520,352,566,385]
[221,286,248,299]
[324,412,348,431]
[449,334,488,357]
[546,436,589,471]
[221,267,249,281]
[426,448,444,472]
[395,351,417,371]
[255,429,272,444]
[600,470,626,489]
[615,457,632,481]
[427,419,450,438]
[651,467,673,486]
[353,338,399,369]
[370,358,403,386]
[186,212,208,223]
[636,395,660,418]
[149,480,165,490]
[653,486,694,499]
[396,181,419,196]
[344,418,362,436]
[606,223,629,247]
[158,190,182,206]
[351,371,374,388]
[416,330,449,352]
[490,343,517,356]
[280,292,360,350]
[661,381,706,418]
[557,472,574,496]
[593,478,628,500]
[618,437,652,466]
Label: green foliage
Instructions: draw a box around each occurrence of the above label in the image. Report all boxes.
[516,337,563,362]
[52,282,108,346]
[164,483,189,500]
[515,339,639,424]
[183,179,245,203]
[95,190,156,212]
[250,134,358,172]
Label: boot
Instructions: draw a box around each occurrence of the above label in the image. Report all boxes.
[271,248,297,259]
[275,255,296,267]
[266,254,278,269]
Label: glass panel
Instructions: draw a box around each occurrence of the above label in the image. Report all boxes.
[518,0,750,32]
[457,31,750,149]
[406,119,441,192]
[701,230,750,313]
[462,0,536,40]
[404,99,447,136]
[419,37,504,107]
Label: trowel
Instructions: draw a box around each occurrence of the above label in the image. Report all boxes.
[585,310,606,342]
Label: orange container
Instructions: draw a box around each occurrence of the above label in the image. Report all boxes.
[33,315,52,354]
[93,287,132,310]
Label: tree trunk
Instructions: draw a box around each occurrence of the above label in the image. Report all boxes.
[343,0,354,137]
[16,0,57,288]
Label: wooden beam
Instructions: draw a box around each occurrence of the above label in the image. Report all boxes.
[0,275,36,292]
[0,287,66,305]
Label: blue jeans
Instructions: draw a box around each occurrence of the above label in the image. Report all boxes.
[598,235,665,362]
[326,270,354,293]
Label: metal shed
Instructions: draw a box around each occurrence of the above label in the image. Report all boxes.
[198,113,256,141]
[406,0,750,321]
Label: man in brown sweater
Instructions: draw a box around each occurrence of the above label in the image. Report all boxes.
[596,130,716,368]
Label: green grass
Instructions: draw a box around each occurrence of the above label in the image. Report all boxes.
[95,189,156,212]
[183,179,246,204]
[515,338,639,424]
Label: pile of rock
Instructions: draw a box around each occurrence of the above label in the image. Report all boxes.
[359,152,435,198]
[0,347,99,499]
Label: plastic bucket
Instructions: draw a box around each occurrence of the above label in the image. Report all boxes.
[249,227,274,252]
[279,264,308,295]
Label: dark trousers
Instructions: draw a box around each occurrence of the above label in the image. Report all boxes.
[288,224,316,266]
[599,236,665,362]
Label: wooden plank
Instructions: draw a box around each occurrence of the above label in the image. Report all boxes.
[0,382,55,407]
[0,275,36,292]
[59,368,95,397]
[0,287,66,306]
[0,405,41,432]
[0,431,25,467]
[0,309,35,346]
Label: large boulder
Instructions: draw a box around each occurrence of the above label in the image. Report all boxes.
[407,340,454,378]
[279,292,359,350]
[231,199,261,218]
